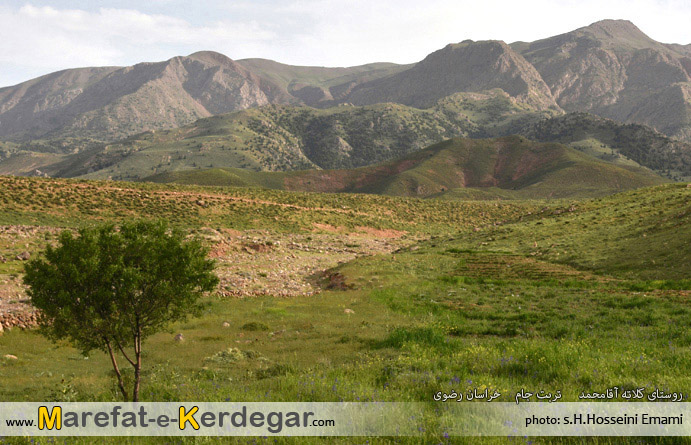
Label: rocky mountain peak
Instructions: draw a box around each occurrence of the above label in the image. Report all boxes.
[347,39,559,110]
[576,19,658,50]
[186,51,237,66]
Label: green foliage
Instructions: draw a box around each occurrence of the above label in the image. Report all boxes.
[522,112,691,180]
[23,220,219,400]
[241,321,270,331]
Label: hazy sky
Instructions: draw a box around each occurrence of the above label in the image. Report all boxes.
[1,0,690,87]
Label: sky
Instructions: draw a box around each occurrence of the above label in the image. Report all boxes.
[1,0,690,88]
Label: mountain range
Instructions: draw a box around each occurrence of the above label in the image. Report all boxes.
[0,19,689,189]
[1,19,689,143]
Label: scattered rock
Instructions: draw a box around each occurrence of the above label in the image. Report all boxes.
[243,243,272,253]
[3,354,17,360]
[0,311,38,330]
[1,229,413,325]
[174,333,184,342]
[0,255,6,263]
[221,321,230,328]
[344,308,355,314]
[269,329,286,337]
[16,251,30,261]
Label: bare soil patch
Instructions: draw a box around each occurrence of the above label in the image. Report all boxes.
[0,225,416,329]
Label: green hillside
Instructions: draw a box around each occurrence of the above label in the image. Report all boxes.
[0,175,536,235]
[1,99,686,184]
[521,112,691,180]
[434,182,691,279]
[64,91,549,180]
[0,89,564,180]
[147,136,667,199]
[0,137,106,176]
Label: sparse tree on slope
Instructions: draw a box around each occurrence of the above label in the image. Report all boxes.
[24,220,218,401]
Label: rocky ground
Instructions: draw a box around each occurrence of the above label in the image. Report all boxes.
[0,225,62,332]
[0,224,415,332]
[203,226,412,298]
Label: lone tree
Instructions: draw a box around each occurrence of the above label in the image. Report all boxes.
[24,220,218,401]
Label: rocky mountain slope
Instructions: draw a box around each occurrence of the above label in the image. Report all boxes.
[0,52,294,142]
[235,58,411,107]
[0,19,689,191]
[512,20,691,141]
[345,40,560,111]
[0,53,404,143]
[1,20,689,147]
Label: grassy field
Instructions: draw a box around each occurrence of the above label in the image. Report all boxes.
[0,179,689,444]
[0,175,541,233]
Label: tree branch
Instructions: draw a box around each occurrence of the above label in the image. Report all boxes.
[104,338,129,401]
[113,335,136,367]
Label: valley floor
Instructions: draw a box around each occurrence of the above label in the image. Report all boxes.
[0,178,688,444]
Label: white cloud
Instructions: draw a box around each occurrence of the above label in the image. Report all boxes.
[0,1,689,87]
[0,4,276,86]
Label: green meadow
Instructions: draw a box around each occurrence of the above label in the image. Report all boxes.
[0,178,689,444]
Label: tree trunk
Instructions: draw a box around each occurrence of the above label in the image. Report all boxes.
[105,339,129,401]
[132,328,142,402]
